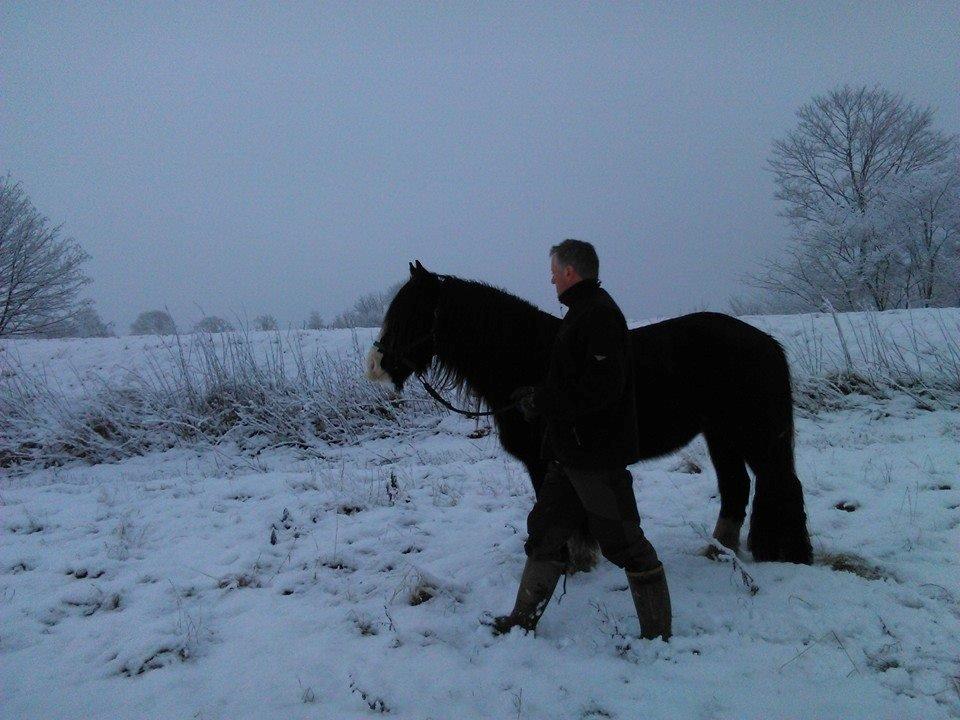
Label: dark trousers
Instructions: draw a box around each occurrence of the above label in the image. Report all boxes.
[525,461,660,573]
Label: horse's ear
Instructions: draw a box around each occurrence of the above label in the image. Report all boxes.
[411,260,430,278]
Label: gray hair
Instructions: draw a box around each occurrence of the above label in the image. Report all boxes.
[549,239,599,279]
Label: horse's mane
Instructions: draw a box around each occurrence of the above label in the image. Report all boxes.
[429,275,559,401]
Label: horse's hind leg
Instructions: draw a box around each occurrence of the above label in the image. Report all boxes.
[741,343,813,564]
[744,442,812,564]
[703,429,750,557]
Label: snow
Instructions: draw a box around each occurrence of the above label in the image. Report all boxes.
[2,312,959,719]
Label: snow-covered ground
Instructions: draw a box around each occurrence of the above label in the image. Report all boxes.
[2,310,959,719]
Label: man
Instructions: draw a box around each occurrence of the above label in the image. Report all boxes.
[492,239,672,640]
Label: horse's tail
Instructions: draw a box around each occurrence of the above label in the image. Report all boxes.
[745,340,813,564]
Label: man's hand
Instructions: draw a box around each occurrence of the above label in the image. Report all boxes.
[510,386,540,422]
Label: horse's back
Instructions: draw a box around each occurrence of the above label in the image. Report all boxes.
[628,312,790,456]
[631,311,785,380]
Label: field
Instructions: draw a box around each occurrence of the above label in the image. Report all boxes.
[2,310,959,719]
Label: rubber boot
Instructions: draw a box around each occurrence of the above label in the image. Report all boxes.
[626,564,672,641]
[491,558,565,635]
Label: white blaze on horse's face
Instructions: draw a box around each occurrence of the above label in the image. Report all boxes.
[365,328,394,386]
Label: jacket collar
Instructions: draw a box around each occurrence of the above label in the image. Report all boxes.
[558,277,601,308]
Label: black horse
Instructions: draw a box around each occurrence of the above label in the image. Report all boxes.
[367,261,812,565]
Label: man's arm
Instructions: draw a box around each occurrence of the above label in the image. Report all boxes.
[532,307,628,418]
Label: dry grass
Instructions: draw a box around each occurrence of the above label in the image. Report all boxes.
[817,551,890,581]
[0,329,434,470]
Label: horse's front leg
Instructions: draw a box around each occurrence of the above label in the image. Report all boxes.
[522,457,599,574]
[703,429,748,559]
[705,517,745,560]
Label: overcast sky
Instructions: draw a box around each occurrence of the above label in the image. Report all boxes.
[2,3,958,330]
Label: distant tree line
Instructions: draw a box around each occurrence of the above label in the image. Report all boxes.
[121,286,406,338]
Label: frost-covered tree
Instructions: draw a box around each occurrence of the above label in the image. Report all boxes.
[757,204,906,311]
[131,310,177,336]
[757,85,958,310]
[40,305,114,338]
[770,85,954,222]
[328,280,404,329]
[872,160,960,307]
[72,306,114,337]
[253,314,278,331]
[0,177,91,337]
[304,311,325,330]
[193,316,234,333]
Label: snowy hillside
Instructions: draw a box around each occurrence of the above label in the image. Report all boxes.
[1,309,959,719]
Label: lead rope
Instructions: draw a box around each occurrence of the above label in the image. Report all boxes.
[414,372,520,419]
[376,342,521,419]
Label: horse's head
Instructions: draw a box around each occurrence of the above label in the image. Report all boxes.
[365,260,442,392]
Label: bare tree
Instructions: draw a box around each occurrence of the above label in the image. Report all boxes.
[757,85,958,310]
[38,305,114,338]
[770,85,954,222]
[131,310,177,336]
[0,177,91,336]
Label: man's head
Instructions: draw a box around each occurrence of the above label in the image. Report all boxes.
[549,239,599,297]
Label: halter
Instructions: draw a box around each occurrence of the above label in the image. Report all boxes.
[372,294,521,420]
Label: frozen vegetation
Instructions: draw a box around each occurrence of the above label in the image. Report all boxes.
[1,309,958,719]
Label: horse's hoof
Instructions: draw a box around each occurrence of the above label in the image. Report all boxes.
[702,542,738,561]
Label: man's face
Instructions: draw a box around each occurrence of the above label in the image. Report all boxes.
[550,254,581,297]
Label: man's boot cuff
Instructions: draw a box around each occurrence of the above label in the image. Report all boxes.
[625,563,665,585]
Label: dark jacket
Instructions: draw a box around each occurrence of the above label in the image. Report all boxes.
[534,278,640,470]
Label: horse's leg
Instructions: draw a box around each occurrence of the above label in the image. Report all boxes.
[738,341,812,564]
[523,457,549,498]
[702,429,750,558]
[744,438,812,564]
[523,457,598,573]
